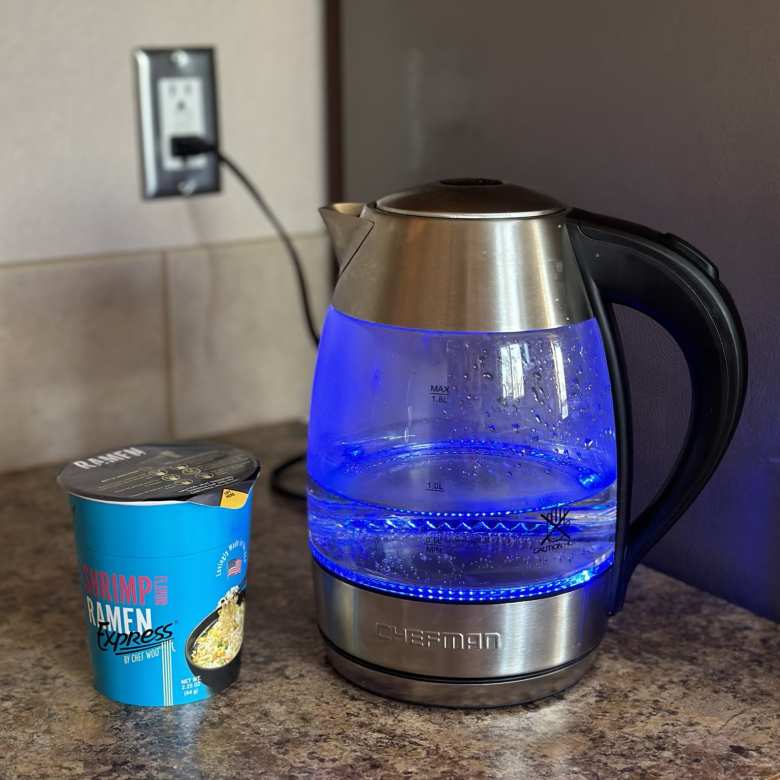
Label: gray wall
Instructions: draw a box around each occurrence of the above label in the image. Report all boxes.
[0,1,330,471]
[339,0,780,619]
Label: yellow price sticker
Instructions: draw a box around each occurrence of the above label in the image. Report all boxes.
[220,488,249,510]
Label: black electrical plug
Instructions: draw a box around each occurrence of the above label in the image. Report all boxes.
[170,135,216,158]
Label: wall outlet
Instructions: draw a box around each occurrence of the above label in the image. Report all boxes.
[134,47,220,198]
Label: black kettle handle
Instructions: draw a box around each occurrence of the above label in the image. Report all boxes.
[567,209,747,611]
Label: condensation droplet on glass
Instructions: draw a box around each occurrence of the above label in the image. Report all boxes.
[584,438,594,449]
[482,371,493,380]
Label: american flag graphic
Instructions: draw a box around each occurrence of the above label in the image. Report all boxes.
[227,558,242,576]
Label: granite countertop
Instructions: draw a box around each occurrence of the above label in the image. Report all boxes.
[1,421,778,780]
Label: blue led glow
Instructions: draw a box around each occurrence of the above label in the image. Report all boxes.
[307,307,618,604]
[311,542,613,603]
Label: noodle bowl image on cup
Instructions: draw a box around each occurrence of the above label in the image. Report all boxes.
[58,442,260,707]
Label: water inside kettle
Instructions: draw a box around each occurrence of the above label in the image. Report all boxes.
[308,310,617,601]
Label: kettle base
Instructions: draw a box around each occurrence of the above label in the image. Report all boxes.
[324,640,598,708]
[313,559,610,708]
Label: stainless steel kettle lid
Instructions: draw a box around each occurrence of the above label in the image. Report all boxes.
[376,178,566,219]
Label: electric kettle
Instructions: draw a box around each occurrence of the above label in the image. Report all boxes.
[309,178,746,707]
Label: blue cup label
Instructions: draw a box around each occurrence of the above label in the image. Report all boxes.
[76,526,250,706]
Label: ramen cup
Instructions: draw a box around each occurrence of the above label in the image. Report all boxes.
[58,443,260,707]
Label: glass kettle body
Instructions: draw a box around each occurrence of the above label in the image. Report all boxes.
[309,179,746,707]
[308,312,617,601]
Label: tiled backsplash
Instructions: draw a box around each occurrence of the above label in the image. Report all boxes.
[0,233,331,473]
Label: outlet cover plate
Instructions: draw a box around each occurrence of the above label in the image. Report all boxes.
[134,47,220,199]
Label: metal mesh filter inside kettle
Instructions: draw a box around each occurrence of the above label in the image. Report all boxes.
[309,178,747,707]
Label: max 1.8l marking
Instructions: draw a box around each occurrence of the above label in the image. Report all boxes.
[376,623,501,650]
[430,384,449,404]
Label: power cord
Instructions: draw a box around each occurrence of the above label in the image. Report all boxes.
[171,136,320,349]
[171,135,313,501]
[269,452,308,501]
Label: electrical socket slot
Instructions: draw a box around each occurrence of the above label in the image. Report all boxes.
[134,47,220,198]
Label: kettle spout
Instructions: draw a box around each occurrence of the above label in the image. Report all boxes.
[319,202,374,270]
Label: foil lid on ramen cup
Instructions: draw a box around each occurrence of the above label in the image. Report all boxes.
[58,442,260,505]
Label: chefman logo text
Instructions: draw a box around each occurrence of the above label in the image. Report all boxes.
[376,623,501,650]
[81,565,173,654]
